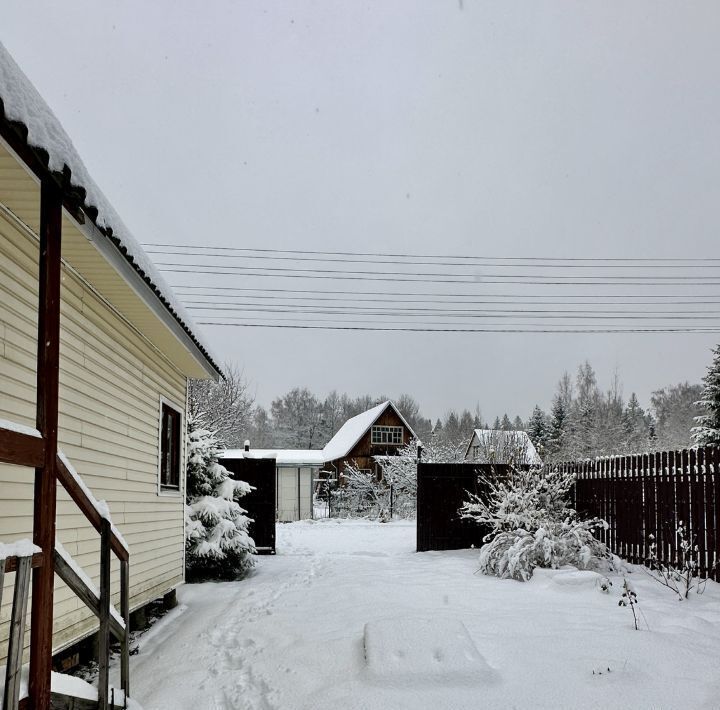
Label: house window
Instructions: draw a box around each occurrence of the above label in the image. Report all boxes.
[371,425,403,445]
[159,401,182,490]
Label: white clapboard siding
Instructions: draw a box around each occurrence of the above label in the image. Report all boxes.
[0,205,188,664]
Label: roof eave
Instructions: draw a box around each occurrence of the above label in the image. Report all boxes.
[0,107,222,381]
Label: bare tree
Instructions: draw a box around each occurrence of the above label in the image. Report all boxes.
[188,362,255,448]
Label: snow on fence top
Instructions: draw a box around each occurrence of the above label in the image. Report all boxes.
[0,41,220,376]
[0,538,41,560]
[0,417,41,438]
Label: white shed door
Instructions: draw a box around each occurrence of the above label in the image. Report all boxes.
[277,468,299,522]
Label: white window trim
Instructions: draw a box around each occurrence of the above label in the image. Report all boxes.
[157,395,185,498]
[371,425,404,445]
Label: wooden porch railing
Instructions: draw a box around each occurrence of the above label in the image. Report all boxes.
[0,421,130,710]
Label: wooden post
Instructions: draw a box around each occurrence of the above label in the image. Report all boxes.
[29,178,63,710]
[98,519,112,710]
[4,555,33,710]
[0,557,5,612]
[120,559,130,705]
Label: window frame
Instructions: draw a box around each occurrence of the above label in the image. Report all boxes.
[157,396,184,496]
[370,425,404,445]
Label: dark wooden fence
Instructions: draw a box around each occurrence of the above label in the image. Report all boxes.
[552,446,720,581]
[416,463,513,552]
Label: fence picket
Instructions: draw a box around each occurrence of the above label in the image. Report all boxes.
[550,445,719,583]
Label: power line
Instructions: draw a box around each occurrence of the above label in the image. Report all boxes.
[174,284,720,301]
[157,265,720,286]
[185,303,720,319]
[143,248,720,270]
[142,243,720,264]
[196,321,720,334]
[185,296,720,314]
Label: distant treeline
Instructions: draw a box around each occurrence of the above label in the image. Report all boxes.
[190,361,704,461]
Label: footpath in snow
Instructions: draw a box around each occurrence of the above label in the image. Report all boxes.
[124,520,720,710]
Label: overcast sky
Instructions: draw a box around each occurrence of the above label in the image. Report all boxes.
[3,1,720,422]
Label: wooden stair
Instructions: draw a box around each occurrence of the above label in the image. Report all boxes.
[2,521,130,710]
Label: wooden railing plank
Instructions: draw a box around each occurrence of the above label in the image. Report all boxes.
[3,555,32,710]
[53,548,125,641]
[98,519,112,710]
[55,454,129,562]
[4,553,44,574]
[0,426,45,468]
[121,559,130,701]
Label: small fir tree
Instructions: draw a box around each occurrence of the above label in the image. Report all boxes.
[185,415,255,580]
[527,405,548,454]
[546,395,568,460]
[692,344,720,446]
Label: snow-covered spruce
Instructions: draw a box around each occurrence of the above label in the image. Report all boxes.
[185,415,255,580]
[460,466,612,581]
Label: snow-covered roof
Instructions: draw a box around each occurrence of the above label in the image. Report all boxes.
[465,429,543,466]
[221,449,326,466]
[322,401,416,462]
[0,41,221,379]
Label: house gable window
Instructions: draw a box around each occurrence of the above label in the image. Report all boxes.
[159,400,182,491]
[371,425,403,445]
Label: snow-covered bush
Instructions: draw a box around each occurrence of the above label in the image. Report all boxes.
[185,415,255,580]
[478,519,611,581]
[460,467,612,581]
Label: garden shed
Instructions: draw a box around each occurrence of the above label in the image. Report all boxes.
[221,448,325,522]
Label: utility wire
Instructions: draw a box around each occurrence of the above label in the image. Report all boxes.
[143,249,720,270]
[142,243,720,264]
[185,304,720,318]
[156,266,720,286]
[197,322,720,334]
[174,284,720,301]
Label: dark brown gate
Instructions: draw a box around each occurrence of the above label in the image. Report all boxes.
[223,457,277,554]
[416,462,508,552]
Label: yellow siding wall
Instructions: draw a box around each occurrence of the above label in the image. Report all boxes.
[0,206,188,661]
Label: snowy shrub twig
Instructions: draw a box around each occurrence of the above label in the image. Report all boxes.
[645,523,708,601]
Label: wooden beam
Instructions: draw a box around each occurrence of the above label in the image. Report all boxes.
[29,177,63,710]
[55,455,129,562]
[0,427,45,468]
[4,553,44,574]
[120,560,130,700]
[4,555,32,710]
[98,519,111,710]
[53,548,125,642]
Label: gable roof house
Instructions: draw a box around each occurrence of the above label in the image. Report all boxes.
[464,429,543,467]
[221,402,417,524]
[0,42,221,708]
[322,401,417,478]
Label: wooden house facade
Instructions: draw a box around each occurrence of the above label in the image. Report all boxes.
[0,41,221,708]
[322,401,416,479]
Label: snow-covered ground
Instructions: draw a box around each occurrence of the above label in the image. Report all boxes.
[125,520,720,710]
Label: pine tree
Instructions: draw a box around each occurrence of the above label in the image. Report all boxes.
[185,415,255,580]
[527,406,548,454]
[546,395,568,460]
[623,393,650,453]
[500,414,513,431]
[692,344,720,446]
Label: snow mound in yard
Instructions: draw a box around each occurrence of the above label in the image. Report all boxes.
[549,569,605,589]
[364,617,496,683]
